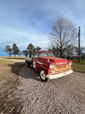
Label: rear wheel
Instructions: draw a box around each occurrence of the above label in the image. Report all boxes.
[25,61,32,67]
[39,70,48,82]
[25,61,28,67]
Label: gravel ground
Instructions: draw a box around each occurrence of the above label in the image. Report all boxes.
[16,66,85,114]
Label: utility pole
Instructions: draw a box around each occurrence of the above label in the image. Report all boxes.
[78,26,80,63]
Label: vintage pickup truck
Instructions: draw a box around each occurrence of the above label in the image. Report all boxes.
[25,50,73,81]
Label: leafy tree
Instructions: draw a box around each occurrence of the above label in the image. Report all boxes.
[4,45,12,57]
[27,43,35,57]
[35,46,41,51]
[32,46,41,56]
[18,51,22,56]
[12,43,20,56]
[34,46,41,54]
[50,18,77,57]
[27,44,41,57]
[22,50,28,56]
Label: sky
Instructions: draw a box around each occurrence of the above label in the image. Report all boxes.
[0,0,85,56]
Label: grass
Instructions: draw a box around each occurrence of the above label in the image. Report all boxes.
[72,63,85,72]
[71,58,85,73]
[6,56,25,60]
[0,59,14,65]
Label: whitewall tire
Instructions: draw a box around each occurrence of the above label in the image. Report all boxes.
[39,70,48,82]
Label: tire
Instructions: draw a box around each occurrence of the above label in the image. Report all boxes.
[39,70,48,82]
[25,61,29,67]
[25,61,31,67]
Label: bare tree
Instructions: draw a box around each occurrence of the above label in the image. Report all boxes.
[50,18,77,57]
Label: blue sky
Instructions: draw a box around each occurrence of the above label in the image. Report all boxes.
[0,0,85,55]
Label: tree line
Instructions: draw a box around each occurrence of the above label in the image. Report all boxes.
[4,17,85,58]
[4,43,41,57]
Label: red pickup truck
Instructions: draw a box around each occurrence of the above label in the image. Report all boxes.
[25,50,73,81]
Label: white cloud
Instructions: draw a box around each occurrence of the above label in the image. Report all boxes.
[0,26,49,50]
[0,0,85,52]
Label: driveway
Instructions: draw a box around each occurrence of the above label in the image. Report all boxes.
[15,65,85,114]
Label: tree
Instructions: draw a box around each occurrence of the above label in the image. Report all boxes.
[27,44,41,57]
[27,43,35,57]
[4,45,12,57]
[74,46,84,56]
[34,46,41,52]
[50,18,77,57]
[12,43,19,56]
[35,46,41,51]
[33,46,41,55]
[51,47,60,57]
[22,50,28,57]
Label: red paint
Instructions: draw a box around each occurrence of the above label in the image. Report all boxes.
[33,50,72,75]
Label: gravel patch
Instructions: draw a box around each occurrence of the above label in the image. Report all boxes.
[16,67,85,114]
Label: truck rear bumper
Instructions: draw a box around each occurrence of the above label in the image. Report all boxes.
[47,70,73,79]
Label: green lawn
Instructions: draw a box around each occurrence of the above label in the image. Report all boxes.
[72,58,85,72]
[72,63,85,72]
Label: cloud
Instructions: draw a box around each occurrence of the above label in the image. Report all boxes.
[0,26,49,50]
[0,0,85,55]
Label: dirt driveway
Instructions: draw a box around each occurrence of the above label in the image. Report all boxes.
[0,60,85,114]
[16,64,85,114]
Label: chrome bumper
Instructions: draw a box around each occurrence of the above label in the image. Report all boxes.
[47,70,73,79]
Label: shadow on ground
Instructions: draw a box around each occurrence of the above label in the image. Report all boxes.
[8,62,42,82]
